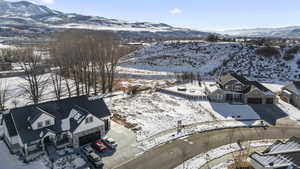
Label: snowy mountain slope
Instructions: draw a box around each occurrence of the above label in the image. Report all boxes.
[221,26,300,38]
[0,0,210,39]
[218,46,300,82]
[120,41,243,73]
[121,41,300,81]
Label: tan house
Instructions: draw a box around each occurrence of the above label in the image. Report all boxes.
[281,81,300,109]
[205,73,276,104]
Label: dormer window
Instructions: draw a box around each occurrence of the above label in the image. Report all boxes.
[37,122,43,128]
[85,116,93,124]
[45,120,51,126]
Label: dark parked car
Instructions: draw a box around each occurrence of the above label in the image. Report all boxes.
[81,144,94,156]
[103,138,118,149]
[87,152,104,168]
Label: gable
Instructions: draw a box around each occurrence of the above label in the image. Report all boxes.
[31,113,55,130]
[246,88,266,97]
[224,79,243,87]
[73,114,104,134]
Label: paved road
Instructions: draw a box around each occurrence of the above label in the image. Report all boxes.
[114,126,300,169]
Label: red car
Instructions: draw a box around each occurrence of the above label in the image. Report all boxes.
[93,141,107,152]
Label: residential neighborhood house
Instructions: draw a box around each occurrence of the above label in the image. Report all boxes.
[2,95,111,161]
[205,73,276,104]
[281,81,300,109]
[250,136,300,169]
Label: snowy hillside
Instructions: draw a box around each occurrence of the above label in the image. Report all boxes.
[0,0,210,39]
[221,26,300,38]
[218,45,300,82]
[121,41,243,73]
[121,41,300,81]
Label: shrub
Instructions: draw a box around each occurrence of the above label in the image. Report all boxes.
[283,54,295,61]
[206,34,219,42]
[255,46,280,57]
[286,46,300,55]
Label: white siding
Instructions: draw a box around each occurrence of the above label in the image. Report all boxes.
[3,119,23,147]
[74,114,104,134]
[31,113,55,130]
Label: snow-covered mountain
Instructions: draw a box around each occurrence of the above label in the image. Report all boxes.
[222,26,300,38]
[0,0,210,40]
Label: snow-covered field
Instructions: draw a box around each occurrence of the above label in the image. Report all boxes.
[107,92,215,140]
[107,89,262,141]
[0,73,75,109]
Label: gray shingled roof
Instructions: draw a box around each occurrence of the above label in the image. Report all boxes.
[2,113,17,137]
[7,95,111,144]
[250,137,300,169]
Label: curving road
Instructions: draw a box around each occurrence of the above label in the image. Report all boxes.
[114,126,300,169]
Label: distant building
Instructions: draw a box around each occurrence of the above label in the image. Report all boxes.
[250,137,300,169]
[2,95,111,161]
[281,81,300,109]
[205,73,276,104]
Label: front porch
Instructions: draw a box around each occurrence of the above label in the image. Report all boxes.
[24,132,72,161]
[225,93,244,103]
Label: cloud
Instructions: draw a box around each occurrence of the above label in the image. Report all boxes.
[169,8,182,15]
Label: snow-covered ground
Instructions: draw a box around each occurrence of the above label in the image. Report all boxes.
[0,73,75,109]
[261,83,285,93]
[121,41,243,73]
[121,41,300,82]
[199,102,261,120]
[107,89,262,142]
[0,141,47,169]
[174,140,275,169]
[276,99,300,121]
[138,120,262,152]
[107,92,215,140]
[0,141,87,169]
[174,143,241,169]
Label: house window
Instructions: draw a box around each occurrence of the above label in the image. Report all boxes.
[85,116,93,124]
[37,122,43,128]
[45,120,51,126]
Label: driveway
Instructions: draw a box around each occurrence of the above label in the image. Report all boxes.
[114,126,300,169]
[102,121,142,169]
[250,104,298,126]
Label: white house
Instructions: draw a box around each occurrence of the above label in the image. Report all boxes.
[2,95,111,161]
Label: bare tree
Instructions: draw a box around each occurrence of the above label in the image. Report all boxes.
[16,47,49,104]
[0,80,8,110]
[51,71,63,100]
[50,30,136,95]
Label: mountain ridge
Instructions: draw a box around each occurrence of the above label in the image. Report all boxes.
[0,0,210,40]
[221,26,300,38]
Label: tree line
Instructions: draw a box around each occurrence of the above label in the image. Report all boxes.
[0,30,136,109]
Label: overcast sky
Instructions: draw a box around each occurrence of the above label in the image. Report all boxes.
[25,0,300,31]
